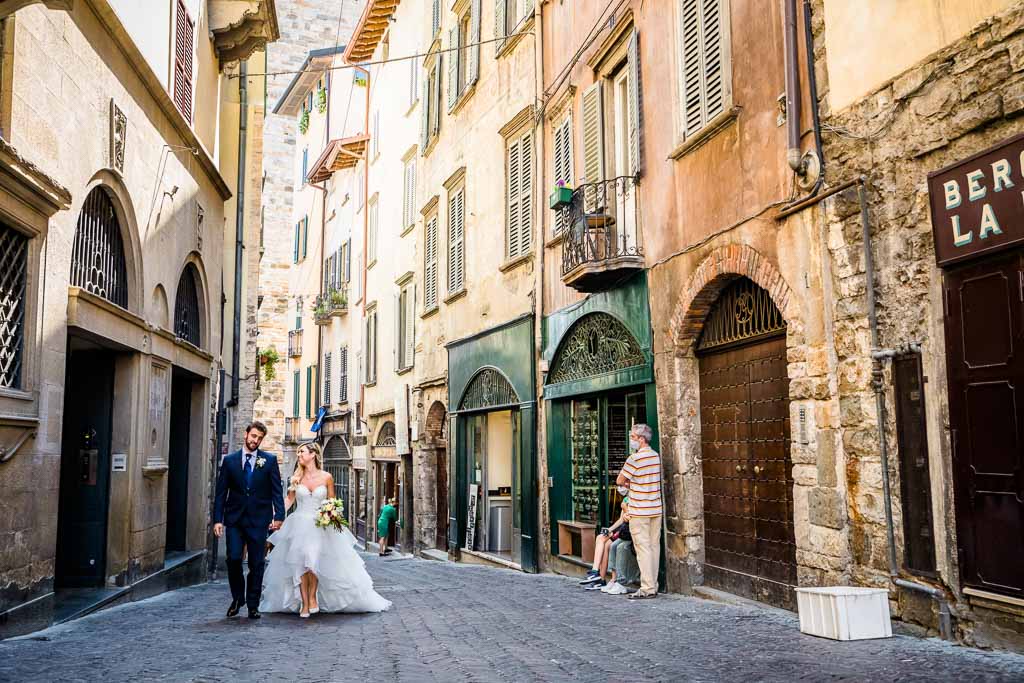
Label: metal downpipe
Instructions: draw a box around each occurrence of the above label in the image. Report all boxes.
[858,180,953,640]
[230,60,249,405]
[784,0,803,172]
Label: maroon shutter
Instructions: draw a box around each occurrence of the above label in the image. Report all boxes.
[174,0,194,123]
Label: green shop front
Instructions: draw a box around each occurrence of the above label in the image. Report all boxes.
[447,315,538,572]
[543,274,659,570]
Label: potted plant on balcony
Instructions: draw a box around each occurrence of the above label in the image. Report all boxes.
[314,301,330,323]
[330,289,347,311]
[317,87,328,114]
[549,178,574,210]
[299,108,310,135]
[258,347,280,382]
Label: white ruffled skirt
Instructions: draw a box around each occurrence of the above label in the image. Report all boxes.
[259,511,392,614]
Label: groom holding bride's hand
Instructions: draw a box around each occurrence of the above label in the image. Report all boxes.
[213,421,285,619]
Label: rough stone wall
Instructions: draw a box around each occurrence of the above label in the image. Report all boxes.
[810,0,1024,647]
[253,0,362,454]
[412,386,448,554]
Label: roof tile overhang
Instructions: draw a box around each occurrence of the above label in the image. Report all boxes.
[306,134,370,184]
[209,0,280,66]
[273,46,346,116]
[343,0,401,64]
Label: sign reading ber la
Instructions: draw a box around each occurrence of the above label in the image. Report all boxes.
[928,132,1024,267]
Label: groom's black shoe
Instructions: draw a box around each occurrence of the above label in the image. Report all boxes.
[227,599,243,618]
[248,609,261,619]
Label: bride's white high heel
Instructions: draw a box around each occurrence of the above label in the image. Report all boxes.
[309,606,320,614]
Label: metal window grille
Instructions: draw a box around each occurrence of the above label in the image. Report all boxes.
[71,187,129,308]
[174,264,201,347]
[0,223,28,389]
[376,421,396,447]
[697,277,785,351]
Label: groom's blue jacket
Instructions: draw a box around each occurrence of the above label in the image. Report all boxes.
[213,449,286,530]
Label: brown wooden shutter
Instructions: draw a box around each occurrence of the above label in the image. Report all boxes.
[173,0,195,123]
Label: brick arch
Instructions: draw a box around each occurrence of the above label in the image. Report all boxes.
[669,244,797,352]
[424,401,447,447]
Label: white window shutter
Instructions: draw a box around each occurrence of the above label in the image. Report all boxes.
[361,319,368,384]
[448,28,460,111]
[469,0,481,86]
[553,116,573,234]
[448,194,458,293]
[370,312,378,384]
[431,61,442,136]
[507,136,521,259]
[456,189,465,291]
[339,347,348,403]
[420,69,430,151]
[394,291,401,372]
[494,0,506,53]
[432,0,441,36]
[425,215,438,309]
[519,131,533,253]
[627,28,642,177]
[404,286,415,369]
[581,82,605,210]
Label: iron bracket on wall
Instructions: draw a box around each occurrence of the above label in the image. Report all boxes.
[0,416,38,464]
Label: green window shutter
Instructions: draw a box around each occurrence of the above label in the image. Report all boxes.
[292,370,300,417]
[305,366,312,418]
[432,0,440,36]
[314,363,320,412]
[294,222,300,263]
[302,217,309,258]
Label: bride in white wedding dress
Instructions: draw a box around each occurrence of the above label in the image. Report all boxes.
[260,442,391,618]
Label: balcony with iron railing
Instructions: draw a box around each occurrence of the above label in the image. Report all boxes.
[314,287,349,325]
[284,417,303,445]
[288,328,303,358]
[556,176,644,293]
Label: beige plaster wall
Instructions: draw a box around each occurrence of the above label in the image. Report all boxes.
[824,0,1015,111]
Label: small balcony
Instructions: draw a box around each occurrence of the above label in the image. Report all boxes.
[284,417,302,445]
[558,176,644,293]
[314,288,348,325]
[288,329,303,358]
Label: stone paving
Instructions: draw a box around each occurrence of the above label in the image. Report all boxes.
[3,554,1024,682]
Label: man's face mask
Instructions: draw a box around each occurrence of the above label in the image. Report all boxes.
[629,437,640,451]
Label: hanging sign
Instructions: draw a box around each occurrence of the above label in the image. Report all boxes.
[465,483,479,551]
[928,132,1024,267]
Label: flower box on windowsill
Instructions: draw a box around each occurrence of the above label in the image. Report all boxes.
[549,187,574,210]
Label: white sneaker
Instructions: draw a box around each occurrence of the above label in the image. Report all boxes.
[601,581,620,593]
[606,583,629,595]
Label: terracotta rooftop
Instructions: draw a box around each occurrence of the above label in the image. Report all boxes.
[343,0,401,63]
[306,135,370,184]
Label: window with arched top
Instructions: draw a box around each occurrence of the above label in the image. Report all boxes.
[174,263,202,347]
[71,187,129,308]
[376,421,396,447]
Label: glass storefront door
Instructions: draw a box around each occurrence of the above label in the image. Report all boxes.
[463,409,520,565]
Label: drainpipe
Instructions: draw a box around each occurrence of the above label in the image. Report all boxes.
[531,0,546,567]
[314,70,332,446]
[229,59,249,406]
[857,179,953,641]
[784,0,803,173]
[802,0,825,194]
[209,367,226,576]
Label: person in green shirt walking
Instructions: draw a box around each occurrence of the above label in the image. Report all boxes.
[377,498,398,556]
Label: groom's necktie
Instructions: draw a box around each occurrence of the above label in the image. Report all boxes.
[244,454,253,487]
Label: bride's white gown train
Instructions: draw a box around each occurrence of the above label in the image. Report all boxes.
[260,484,391,614]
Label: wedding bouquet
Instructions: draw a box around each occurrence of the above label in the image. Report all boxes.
[314,498,347,532]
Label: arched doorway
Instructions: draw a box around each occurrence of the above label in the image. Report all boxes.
[425,401,448,549]
[373,421,400,550]
[57,187,132,586]
[323,435,351,525]
[696,276,796,608]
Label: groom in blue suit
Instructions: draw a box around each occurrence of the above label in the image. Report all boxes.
[213,421,286,619]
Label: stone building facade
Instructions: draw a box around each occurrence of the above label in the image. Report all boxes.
[253,0,352,456]
[0,0,275,639]
[804,0,1024,650]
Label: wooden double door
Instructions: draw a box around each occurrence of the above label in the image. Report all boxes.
[944,251,1024,598]
[698,335,797,608]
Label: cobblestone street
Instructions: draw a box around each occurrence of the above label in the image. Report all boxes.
[2,554,1024,682]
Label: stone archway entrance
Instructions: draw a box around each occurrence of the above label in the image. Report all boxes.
[696,277,797,608]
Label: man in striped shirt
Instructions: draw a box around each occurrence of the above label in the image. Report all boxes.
[616,423,661,599]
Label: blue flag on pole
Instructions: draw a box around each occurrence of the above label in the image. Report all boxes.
[311,406,327,433]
